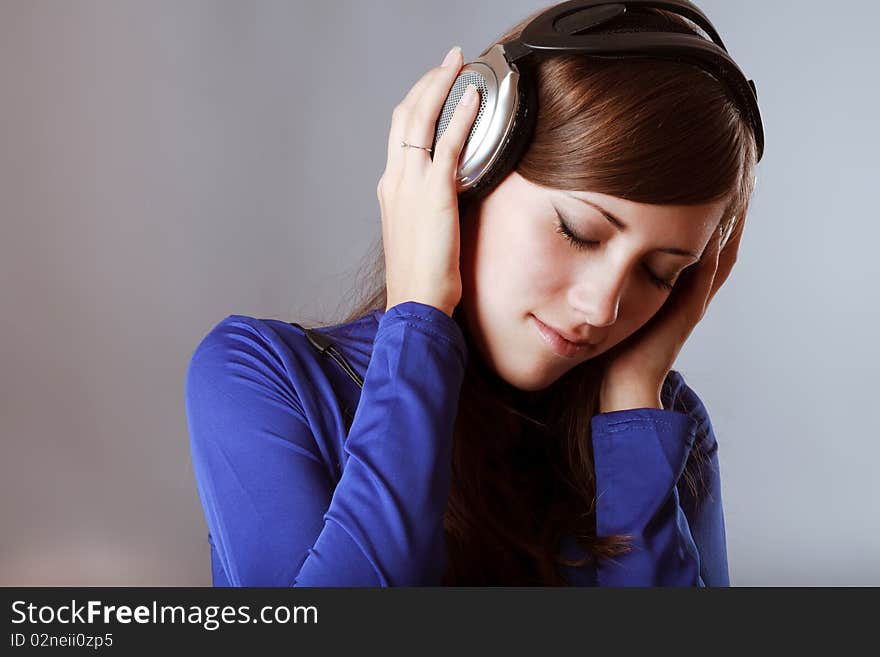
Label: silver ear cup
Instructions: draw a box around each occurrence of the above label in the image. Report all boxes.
[431,44,523,193]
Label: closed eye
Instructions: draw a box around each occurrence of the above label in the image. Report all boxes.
[553,212,676,291]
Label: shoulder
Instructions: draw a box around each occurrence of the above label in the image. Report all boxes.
[185,315,306,416]
[662,369,717,451]
[185,312,382,465]
[186,311,381,405]
[187,314,299,379]
[190,310,380,366]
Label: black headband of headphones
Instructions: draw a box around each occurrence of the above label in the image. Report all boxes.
[498,0,765,162]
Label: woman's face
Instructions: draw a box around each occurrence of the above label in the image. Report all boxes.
[459,171,727,392]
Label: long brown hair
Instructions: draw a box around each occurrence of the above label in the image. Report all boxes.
[299,3,758,585]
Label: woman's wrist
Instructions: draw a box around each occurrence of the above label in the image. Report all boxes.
[599,379,664,413]
[385,296,457,319]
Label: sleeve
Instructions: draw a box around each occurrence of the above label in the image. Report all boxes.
[589,374,730,587]
[184,301,468,587]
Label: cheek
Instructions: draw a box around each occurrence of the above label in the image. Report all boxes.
[470,212,557,301]
[526,226,573,296]
[486,215,573,304]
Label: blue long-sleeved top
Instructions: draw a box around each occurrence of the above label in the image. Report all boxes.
[184,301,729,587]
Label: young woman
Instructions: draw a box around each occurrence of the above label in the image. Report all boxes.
[185,2,760,586]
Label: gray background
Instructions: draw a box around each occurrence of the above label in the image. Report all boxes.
[1,0,876,586]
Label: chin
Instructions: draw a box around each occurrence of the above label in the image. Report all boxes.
[508,377,556,393]
[495,358,567,393]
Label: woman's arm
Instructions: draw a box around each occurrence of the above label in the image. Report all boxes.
[185,301,467,586]
[590,373,729,587]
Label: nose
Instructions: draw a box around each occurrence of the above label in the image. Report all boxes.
[567,262,628,328]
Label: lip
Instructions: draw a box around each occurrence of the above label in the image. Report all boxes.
[530,315,592,359]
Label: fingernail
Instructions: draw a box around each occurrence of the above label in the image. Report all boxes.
[442,45,462,68]
[461,83,478,106]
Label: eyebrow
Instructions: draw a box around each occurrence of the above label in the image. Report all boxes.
[566,194,700,259]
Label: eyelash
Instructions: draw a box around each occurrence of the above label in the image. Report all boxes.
[553,217,676,291]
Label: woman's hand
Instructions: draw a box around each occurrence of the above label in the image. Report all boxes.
[598,213,746,412]
[378,46,480,318]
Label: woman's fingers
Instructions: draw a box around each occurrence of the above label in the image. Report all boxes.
[663,223,721,330]
[708,213,746,303]
[384,68,442,168]
[427,83,480,184]
[376,47,476,316]
[384,47,463,177]
[700,225,724,318]
[402,47,465,148]
[669,210,747,331]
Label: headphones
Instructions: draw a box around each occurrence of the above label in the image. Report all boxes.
[431,0,765,203]
[293,0,765,392]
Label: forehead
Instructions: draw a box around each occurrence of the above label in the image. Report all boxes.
[516,173,726,225]
[559,189,726,233]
